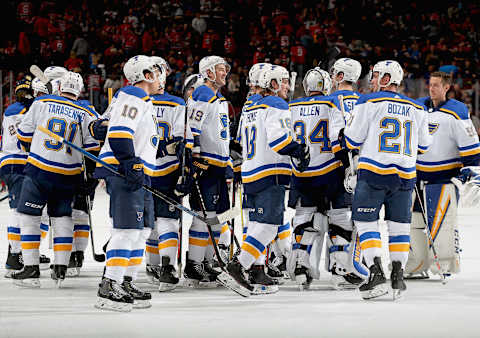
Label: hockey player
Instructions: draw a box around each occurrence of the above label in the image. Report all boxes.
[144,56,193,291]
[287,67,366,290]
[184,55,232,287]
[330,58,362,117]
[182,73,204,101]
[94,55,161,312]
[406,71,480,279]
[12,71,100,288]
[344,60,432,299]
[222,65,310,295]
[1,76,33,277]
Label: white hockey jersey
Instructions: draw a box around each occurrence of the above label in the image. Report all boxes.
[416,97,480,182]
[17,95,100,185]
[240,95,293,193]
[149,92,193,186]
[289,94,345,185]
[187,85,229,173]
[344,91,432,188]
[0,102,29,176]
[95,86,158,178]
[330,89,360,113]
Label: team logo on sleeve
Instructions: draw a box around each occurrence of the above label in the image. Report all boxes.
[428,123,439,135]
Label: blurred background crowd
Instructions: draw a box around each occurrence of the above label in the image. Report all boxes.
[1,0,479,118]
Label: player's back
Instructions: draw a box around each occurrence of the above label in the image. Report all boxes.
[19,94,99,184]
[416,97,480,182]
[1,102,29,174]
[240,95,292,193]
[345,91,431,188]
[289,94,344,184]
[330,89,360,113]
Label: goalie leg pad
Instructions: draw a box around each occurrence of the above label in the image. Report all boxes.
[405,212,430,275]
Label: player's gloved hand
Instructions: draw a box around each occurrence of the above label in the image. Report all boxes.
[119,157,144,191]
[452,166,480,207]
[89,119,108,141]
[230,140,243,167]
[174,175,193,197]
[191,157,210,179]
[78,175,99,197]
[156,137,182,158]
[291,143,310,172]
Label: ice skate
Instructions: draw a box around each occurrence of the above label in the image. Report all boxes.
[405,270,429,280]
[248,265,279,295]
[294,265,313,291]
[331,271,363,290]
[146,264,161,285]
[359,257,388,300]
[391,261,407,300]
[39,254,50,271]
[203,260,221,281]
[67,252,79,277]
[5,247,23,278]
[12,265,41,288]
[216,257,253,297]
[158,257,179,292]
[183,259,217,288]
[95,277,133,312]
[122,276,152,309]
[51,265,67,288]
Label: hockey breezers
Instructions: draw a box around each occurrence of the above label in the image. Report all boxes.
[37,126,241,227]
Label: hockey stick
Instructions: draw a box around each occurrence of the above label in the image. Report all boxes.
[77,120,106,262]
[37,125,240,226]
[289,71,297,101]
[414,185,446,284]
[318,46,341,70]
[0,195,8,202]
[338,95,355,170]
[177,105,188,277]
[29,65,53,94]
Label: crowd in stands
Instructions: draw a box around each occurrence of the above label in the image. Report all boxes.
[1,0,479,115]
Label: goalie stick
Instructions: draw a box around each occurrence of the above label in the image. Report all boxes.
[37,125,241,226]
[29,65,53,94]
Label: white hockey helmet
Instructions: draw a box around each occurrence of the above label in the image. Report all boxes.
[331,58,362,84]
[150,55,171,76]
[150,56,167,88]
[302,67,332,96]
[44,66,67,80]
[123,55,160,85]
[32,77,48,97]
[199,55,231,82]
[60,71,83,98]
[247,63,272,86]
[182,73,203,99]
[258,65,289,94]
[371,60,404,87]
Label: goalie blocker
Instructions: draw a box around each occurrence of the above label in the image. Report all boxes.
[406,183,460,277]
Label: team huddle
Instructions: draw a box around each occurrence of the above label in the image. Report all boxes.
[1,53,480,311]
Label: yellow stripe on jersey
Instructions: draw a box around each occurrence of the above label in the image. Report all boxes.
[19,107,27,115]
[272,135,292,152]
[416,163,462,172]
[27,157,82,175]
[292,161,342,177]
[242,168,292,183]
[245,104,269,111]
[357,163,416,179]
[17,134,33,142]
[143,163,179,177]
[0,158,28,168]
[345,138,360,150]
[368,97,423,110]
[459,148,480,157]
[108,132,134,139]
[141,96,150,101]
[439,108,461,120]
[289,100,336,108]
[151,100,180,107]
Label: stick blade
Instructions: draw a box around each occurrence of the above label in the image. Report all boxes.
[205,204,241,226]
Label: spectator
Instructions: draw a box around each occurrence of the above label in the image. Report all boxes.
[64,51,84,71]
[192,13,207,35]
[290,40,306,79]
[71,33,89,63]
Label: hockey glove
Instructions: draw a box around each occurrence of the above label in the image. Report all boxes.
[230,140,243,168]
[343,155,359,194]
[291,143,310,172]
[156,137,182,158]
[89,119,109,141]
[452,166,480,207]
[77,175,99,197]
[174,175,193,197]
[191,157,210,179]
[118,157,144,191]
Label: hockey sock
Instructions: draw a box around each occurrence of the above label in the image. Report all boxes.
[205,222,221,262]
[387,221,410,269]
[145,229,160,266]
[40,210,49,243]
[20,214,42,265]
[72,209,90,252]
[105,229,139,283]
[51,216,74,266]
[156,217,179,266]
[241,208,249,242]
[125,228,150,280]
[355,221,381,268]
[327,208,353,230]
[188,211,215,263]
[276,222,292,255]
[219,222,230,246]
[7,209,21,254]
[239,221,277,270]
[245,222,267,265]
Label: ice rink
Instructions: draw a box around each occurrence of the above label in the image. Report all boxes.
[1,187,479,338]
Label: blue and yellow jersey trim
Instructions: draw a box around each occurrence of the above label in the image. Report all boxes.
[367,97,424,110]
[16,128,33,143]
[245,104,269,112]
[269,133,292,152]
[143,159,179,177]
[27,153,82,175]
[241,163,292,183]
[439,108,461,120]
[83,142,101,152]
[331,140,342,153]
[38,98,98,118]
[191,127,202,136]
[151,100,180,107]
[292,157,342,177]
[96,152,120,167]
[107,126,134,139]
[416,158,462,172]
[344,135,362,150]
[458,143,480,157]
[200,152,230,167]
[0,154,28,168]
[289,100,336,108]
[358,157,416,179]
[418,144,429,154]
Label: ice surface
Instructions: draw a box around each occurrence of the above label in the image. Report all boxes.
[1,187,479,338]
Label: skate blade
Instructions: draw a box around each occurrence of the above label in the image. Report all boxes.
[133,299,152,309]
[296,275,307,291]
[159,282,177,292]
[146,275,160,285]
[95,297,132,312]
[13,278,41,288]
[53,279,64,288]
[66,268,79,277]
[4,270,20,278]
[392,289,405,301]
[405,273,429,280]
[216,272,251,298]
[361,285,388,300]
[250,284,279,295]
